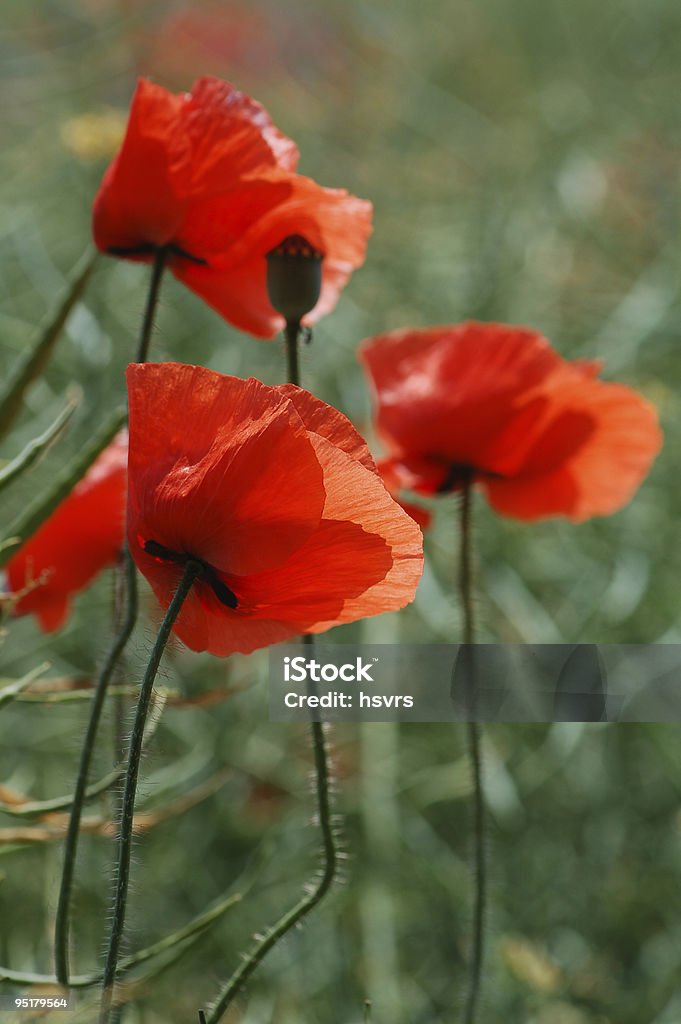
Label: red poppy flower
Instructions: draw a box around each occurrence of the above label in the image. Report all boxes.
[126,363,422,656]
[93,77,372,338]
[5,433,128,631]
[360,322,662,522]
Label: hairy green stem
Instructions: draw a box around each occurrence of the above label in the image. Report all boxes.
[135,247,168,364]
[204,641,337,1023]
[460,478,486,1024]
[284,319,302,385]
[202,324,336,1023]
[99,561,199,1023]
[54,551,138,985]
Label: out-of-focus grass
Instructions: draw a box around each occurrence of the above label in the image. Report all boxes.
[2,2,681,1022]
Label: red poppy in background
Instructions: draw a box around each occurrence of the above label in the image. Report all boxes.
[93,77,372,337]
[126,363,422,656]
[5,433,128,631]
[376,458,433,530]
[360,322,662,522]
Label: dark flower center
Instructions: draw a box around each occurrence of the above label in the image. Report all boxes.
[108,242,207,265]
[143,539,238,609]
[436,464,475,494]
[436,463,506,494]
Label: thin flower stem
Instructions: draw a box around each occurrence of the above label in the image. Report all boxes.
[135,246,168,364]
[204,641,338,1024]
[99,560,200,1024]
[284,319,301,385]
[54,549,138,986]
[459,477,486,1024]
[202,326,338,1024]
[459,474,475,647]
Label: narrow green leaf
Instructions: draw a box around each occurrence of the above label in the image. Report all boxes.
[14,683,138,704]
[0,662,50,709]
[0,405,126,568]
[0,688,166,816]
[0,766,121,818]
[0,250,97,439]
[0,890,241,988]
[116,891,242,976]
[0,393,79,494]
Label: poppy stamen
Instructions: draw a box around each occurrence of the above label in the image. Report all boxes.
[143,539,186,563]
[108,242,159,258]
[108,241,207,266]
[143,539,238,609]
[167,243,208,266]
[437,464,475,494]
[201,567,239,610]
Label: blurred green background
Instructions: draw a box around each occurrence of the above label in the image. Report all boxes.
[2,1,681,1021]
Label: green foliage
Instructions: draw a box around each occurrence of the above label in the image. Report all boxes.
[1,2,680,1023]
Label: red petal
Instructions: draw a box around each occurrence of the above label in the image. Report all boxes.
[93,76,298,258]
[277,384,376,471]
[183,77,299,186]
[92,79,190,252]
[174,178,294,259]
[398,501,432,530]
[6,433,127,631]
[127,371,422,656]
[483,379,662,521]
[302,432,423,630]
[175,174,372,338]
[361,321,663,520]
[126,363,326,576]
[360,323,565,470]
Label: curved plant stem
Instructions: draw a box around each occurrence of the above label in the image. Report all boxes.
[99,560,199,1024]
[204,641,337,1024]
[202,322,338,1024]
[135,246,168,364]
[459,477,486,1024]
[55,550,138,986]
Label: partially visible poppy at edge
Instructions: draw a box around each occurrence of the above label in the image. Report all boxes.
[359,322,663,523]
[126,362,423,656]
[93,76,372,338]
[5,432,128,632]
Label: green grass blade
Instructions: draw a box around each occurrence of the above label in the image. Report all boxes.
[0,662,51,709]
[0,393,79,494]
[0,405,126,568]
[0,250,97,439]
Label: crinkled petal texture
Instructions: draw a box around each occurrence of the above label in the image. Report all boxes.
[92,76,297,254]
[127,364,422,656]
[360,322,662,522]
[6,433,128,632]
[93,77,372,339]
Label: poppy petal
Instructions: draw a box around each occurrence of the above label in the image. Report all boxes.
[483,379,662,521]
[127,365,422,656]
[174,178,294,259]
[360,321,662,521]
[127,363,326,576]
[6,433,128,631]
[183,77,299,187]
[360,322,565,468]
[278,384,376,471]
[310,435,423,627]
[176,175,372,338]
[92,80,190,252]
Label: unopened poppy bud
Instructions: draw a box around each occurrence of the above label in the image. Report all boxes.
[266,234,324,323]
